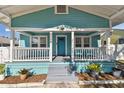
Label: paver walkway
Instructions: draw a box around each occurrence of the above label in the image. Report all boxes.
[43,82,80,88]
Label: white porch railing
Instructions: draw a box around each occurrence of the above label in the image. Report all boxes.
[13,47,50,61]
[74,47,111,61]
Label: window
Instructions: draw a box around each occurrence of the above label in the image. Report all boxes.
[118,38,124,44]
[103,41,106,45]
[84,37,90,47]
[40,37,47,47]
[75,36,90,47]
[55,5,68,14]
[31,37,38,47]
[31,36,47,47]
[75,37,82,47]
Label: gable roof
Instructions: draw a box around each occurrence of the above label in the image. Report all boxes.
[0,5,124,26]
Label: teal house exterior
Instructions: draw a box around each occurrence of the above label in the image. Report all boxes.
[5,6,115,76]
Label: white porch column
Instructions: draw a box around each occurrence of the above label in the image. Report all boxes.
[107,20,112,56]
[49,32,52,62]
[10,30,15,62]
[106,37,111,55]
[98,40,102,47]
[71,31,74,62]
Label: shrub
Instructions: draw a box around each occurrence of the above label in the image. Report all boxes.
[18,68,29,75]
[87,64,101,72]
[0,64,5,74]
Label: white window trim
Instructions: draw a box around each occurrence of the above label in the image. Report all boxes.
[74,36,83,48]
[54,5,69,14]
[56,35,67,56]
[30,35,48,47]
[75,36,91,48]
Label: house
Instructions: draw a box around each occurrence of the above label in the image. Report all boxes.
[110,29,124,44]
[109,29,124,60]
[1,5,124,76]
[0,36,18,47]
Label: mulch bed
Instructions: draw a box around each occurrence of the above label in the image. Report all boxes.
[0,74,47,84]
[80,83,124,88]
[78,73,123,81]
[79,73,124,88]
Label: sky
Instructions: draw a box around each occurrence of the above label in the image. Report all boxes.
[0,23,124,38]
[0,24,10,37]
[0,23,19,39]
[113,23,124,29]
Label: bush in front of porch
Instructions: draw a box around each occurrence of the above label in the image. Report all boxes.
[0,64,5,80]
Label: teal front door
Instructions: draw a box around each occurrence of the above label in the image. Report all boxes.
[57,37,65,56]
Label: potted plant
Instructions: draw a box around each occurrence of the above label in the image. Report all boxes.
[0,64,5,80]
[18,68,29,80]
[87,64,101,78]
[112,67,122,78]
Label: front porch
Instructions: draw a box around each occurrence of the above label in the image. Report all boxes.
[10,31,112,62]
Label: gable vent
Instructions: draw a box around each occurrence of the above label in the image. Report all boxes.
[55,5,68,14]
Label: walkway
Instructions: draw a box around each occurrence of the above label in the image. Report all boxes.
[43,82,80,88]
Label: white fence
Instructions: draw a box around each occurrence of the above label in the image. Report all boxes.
[110,44,124,60]
[74,47,109,61]
[0,47,10,64]
[13,47,50,61]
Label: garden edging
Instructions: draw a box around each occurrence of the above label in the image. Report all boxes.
[78,80,124,85]
[0,80,46,88]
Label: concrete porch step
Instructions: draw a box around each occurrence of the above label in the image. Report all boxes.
[46,75,78,83]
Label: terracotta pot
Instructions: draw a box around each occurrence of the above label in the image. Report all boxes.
[20,74,27,80]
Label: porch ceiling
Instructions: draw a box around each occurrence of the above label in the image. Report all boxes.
[0,5,124,26]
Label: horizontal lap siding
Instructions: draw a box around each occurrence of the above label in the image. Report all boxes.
[75,32,95,36]
[91,35,100,47]
[20,34,30,47]
[5,62,49,76]
[76,61,115,73]
[12,7,109,28]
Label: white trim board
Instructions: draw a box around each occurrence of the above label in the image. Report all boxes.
[12,27,110,32]
[20,32,32,37]
[56,35,67,56]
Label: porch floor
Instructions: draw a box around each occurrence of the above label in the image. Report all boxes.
[52,56,71,62]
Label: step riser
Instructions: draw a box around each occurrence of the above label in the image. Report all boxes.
[47,60,77,82]
[5,63,49,76]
